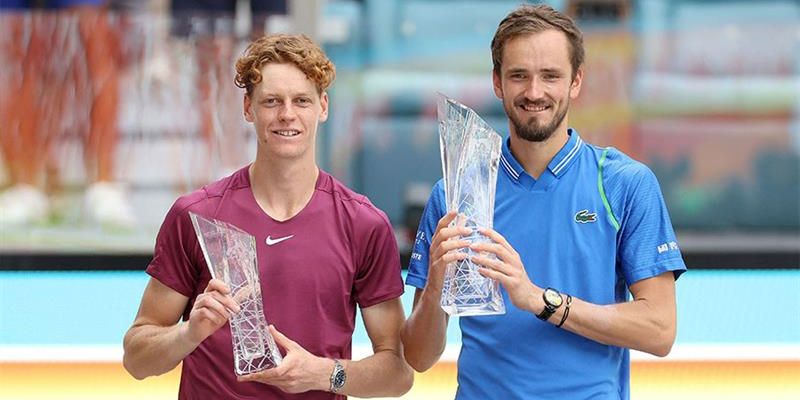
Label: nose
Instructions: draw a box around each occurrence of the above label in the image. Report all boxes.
[278,103,297,121]
[524,77,545,100]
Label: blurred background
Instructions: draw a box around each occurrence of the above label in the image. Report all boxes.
[0,0,798,399]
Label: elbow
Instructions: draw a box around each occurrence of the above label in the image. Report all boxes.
[392,363,415,396]
[649,340,674,358]
[122,332,151,380]
[403,349,435,373]
[401,341,442,373]
[122,354,149,380]
[400,328,442,373]
[646,322,676,358]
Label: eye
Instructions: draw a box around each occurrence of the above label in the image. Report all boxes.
[263,98,279,107]
[295,97,312,106]
[542,74,560,82]
[509,72,527,80]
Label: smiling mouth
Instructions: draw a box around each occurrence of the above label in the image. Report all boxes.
[519,103,550,112]
[273,130,300,137]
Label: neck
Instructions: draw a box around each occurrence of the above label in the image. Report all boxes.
[508,126,570,179]
[248,155,319,222]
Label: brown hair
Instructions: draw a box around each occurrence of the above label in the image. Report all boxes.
[491,4,584,80]
[234,34,336,96]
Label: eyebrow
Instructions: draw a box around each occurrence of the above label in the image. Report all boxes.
[505,67,564,75]
[539,68,564,75]
[258,91,315,98]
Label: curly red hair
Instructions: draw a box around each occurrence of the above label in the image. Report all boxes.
[234,34,336,96]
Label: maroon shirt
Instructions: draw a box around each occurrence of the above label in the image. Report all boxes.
[146,166,404,399]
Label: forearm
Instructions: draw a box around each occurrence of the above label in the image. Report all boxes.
[401,288,449,372]
[123,322,198,379]
[518,280,675,358]
[557,297,676,356]
[339,349,413,398]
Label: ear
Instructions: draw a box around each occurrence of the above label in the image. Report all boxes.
[569,66,584,99]
[319,91,329,123]
[243,94,254,122]
[492,69,503,100]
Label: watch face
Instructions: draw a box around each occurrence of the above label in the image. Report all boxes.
[544,289,563,307]
[333,369,346,388]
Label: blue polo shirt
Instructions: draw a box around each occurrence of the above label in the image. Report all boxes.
[406,129,686,400]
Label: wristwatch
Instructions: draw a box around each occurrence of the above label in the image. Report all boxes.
[329,359,346,393]
[536,287,563,321]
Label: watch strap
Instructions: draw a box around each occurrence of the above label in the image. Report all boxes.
[536,303,557,320]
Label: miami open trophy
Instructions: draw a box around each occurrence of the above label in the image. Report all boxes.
[437,94,506,316]
[190,212,283,375]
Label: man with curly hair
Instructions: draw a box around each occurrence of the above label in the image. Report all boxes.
[123,34,413,399]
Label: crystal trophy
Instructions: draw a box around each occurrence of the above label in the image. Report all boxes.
[438,94,506,316]
[189,212,283,375]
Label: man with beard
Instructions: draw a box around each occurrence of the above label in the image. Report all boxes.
[401,4,685,399]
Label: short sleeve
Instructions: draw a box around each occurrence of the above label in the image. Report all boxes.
[145,197,207,298]
[612,163,686,284]
[351,202,405,308]
[405,180,447,289]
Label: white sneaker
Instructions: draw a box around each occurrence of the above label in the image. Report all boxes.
[0,184,50,227]
[84,181,136,229]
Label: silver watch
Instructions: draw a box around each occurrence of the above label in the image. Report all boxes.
[329,359,346,393]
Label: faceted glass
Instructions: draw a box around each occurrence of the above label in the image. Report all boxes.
[437,94,506,316]
[189,212,283,375]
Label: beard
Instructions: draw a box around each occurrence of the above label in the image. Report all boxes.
[506,97,569,143]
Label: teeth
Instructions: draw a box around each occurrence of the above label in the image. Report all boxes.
[522,105,548,112]
[275,130,300,137]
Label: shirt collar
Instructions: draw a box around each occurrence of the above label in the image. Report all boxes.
[500,129,583,182]
[548,128,583,177]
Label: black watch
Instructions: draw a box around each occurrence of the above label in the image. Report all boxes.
[536,287,563,321]
[329,359,346,393]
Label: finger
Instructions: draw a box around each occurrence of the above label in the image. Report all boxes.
[197,292,238,319]
[432,239,470,259]
[471,254,511,275]
[194,303,229,325]
[434,211,458,232]
[238,369,276,382]
[469,241,515,263]
[436,250,468,265]
[269,325,297,351]
[477,228,518,255]
[432,213,470,242]
[204,290,241,314]
[477,267,508,285]
[194,307,227,326]
[440,225,473,240]
[431,226,472,253]
[205,278,231,295]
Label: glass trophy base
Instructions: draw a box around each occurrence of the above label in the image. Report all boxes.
[235,352,280,376]
[441,301,506,317]
[440,247,507,317]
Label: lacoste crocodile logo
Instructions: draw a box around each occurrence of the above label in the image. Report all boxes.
[575,210,597,223]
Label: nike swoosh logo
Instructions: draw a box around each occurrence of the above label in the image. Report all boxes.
[265,235,294,246]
